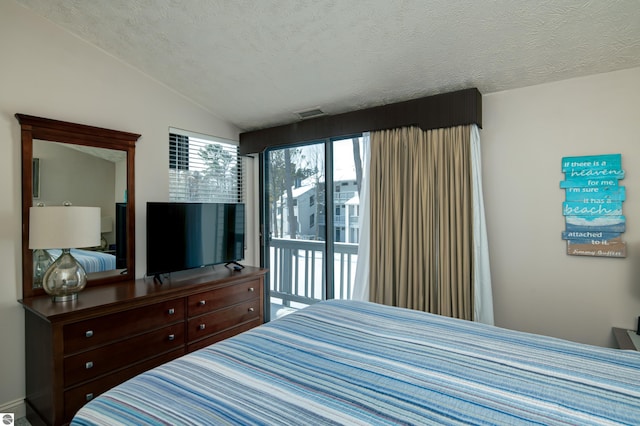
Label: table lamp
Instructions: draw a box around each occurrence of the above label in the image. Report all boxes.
[100,216,113,250]
[29,205,100,302]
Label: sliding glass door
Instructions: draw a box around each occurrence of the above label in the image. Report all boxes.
[263,136,363,320]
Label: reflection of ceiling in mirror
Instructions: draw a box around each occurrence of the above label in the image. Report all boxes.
[46,141,127,163]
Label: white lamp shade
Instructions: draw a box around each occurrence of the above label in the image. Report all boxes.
[29,206,101,249]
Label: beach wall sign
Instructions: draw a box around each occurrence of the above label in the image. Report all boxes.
[561,154,626,258]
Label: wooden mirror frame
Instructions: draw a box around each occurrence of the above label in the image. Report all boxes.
[17,114,140,299]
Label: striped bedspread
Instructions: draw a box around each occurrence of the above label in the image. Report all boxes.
[47,248,116,273]
[72,300,640,425]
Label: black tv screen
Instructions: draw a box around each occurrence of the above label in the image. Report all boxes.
[146,202,245,276]
[115,202,127,269]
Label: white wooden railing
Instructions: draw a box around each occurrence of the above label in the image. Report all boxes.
[268,238,358,309]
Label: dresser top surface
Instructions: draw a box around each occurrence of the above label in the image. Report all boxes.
[20,266,266,322]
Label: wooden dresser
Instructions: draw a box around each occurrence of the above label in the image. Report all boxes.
[19,266,266,426]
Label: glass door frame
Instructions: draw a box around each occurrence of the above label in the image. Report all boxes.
[260,134,362,321]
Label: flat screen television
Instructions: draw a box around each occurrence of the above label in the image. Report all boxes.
[115,202,127,269]
[146,202,245,278]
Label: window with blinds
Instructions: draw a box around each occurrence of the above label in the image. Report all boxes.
[169,128,243,203]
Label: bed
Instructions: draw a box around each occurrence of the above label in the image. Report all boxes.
[72,299,640,425]
[47,248,116,273]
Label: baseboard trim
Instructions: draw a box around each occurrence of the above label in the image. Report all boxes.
[0,398,26,419]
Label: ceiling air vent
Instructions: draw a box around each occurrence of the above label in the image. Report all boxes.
[295,108,325,120]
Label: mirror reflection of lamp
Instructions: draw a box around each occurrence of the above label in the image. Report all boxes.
[29,203,100,302]
[32,202,52,288]
[32,248,52,289]
[100,216,113,250]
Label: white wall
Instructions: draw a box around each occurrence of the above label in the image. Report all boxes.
[481,67,640,348]
[0,0,253,414]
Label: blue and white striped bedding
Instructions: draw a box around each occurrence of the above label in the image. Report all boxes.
[47,248,116,273]
[72,299,640,425]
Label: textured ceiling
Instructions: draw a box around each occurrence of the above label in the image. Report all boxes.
[14,0,640,131]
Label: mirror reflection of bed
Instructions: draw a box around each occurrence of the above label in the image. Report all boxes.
[32,140,128,280]
[46,248,116,273]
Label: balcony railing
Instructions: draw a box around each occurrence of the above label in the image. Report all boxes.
[332,215,361,228]
[334,191,356,202]
[268,238,358,317]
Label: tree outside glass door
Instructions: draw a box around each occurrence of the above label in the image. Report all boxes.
[264,136,363,320]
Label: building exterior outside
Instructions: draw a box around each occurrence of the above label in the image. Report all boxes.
[276,176,360,243]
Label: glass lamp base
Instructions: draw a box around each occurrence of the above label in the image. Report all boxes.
[42,249,87,302]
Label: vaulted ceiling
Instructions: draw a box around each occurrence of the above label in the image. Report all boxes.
[14,0,640,131]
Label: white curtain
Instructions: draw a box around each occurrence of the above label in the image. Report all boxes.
[471,125,494,325]
[352,132,370,301]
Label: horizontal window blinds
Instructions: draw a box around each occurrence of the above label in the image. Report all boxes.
[169,129,243,203]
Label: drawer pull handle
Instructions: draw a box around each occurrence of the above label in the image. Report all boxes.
[248,287,255,292]
[86,393,94,402]
[198,300,206,306]
[199,324,206,330]
[168,308,175,315]
[85,361,94,370]
[168,334,175,341]
[248,307,255,312]
[85,330,94,338]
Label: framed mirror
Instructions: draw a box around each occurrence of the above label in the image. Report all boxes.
[17,114,140,299]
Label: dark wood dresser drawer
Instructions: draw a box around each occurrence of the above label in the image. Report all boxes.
[188,298,260,342]
[64,323,185,387]
[64,300,185,354]
[64,348,184,421]
[188,278,259,316]
[187,318,262,353]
